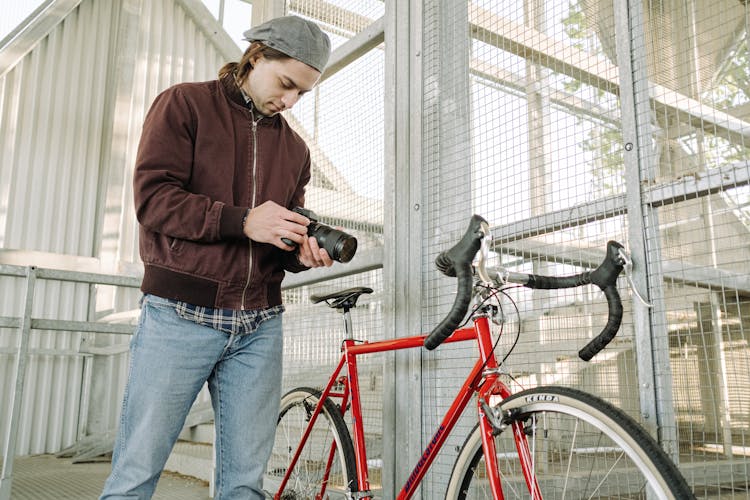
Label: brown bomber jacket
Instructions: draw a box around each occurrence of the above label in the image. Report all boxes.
[133,72,310,310]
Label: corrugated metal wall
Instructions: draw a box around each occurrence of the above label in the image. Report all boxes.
[0,0,238,455]
[0,0,120,456]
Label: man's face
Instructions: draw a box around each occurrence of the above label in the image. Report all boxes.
[243,56,321,116]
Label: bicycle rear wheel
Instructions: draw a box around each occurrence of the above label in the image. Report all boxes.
[264,387,358,499]
[446,386,694,500]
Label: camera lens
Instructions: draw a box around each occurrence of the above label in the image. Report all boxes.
[334,234,357,263]
[309,224,358,263]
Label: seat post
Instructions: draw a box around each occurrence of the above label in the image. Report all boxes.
[342,306,354,340]
[310,287,372,341]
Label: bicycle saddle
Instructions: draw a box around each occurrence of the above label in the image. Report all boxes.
[310,286,373,309]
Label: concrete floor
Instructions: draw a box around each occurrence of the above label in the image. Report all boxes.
[4,455,210,499]
[5,454,750,499]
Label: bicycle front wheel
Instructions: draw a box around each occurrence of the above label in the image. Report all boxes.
[264,387,358,499]
[446,386,694,500]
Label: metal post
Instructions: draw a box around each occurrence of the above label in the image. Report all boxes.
[0,266,37,500]
[613,0,679,460]
[421,0,472,496]
[383,0,423,495]
[251,0,286,26]
[524,0,552,370]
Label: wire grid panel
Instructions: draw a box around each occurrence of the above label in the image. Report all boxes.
[281,271,385,490]
[419,0,649,497]
[289,0,384,47]
[281,1,386,492]
[286,13,385,249]
[628,0,750,496]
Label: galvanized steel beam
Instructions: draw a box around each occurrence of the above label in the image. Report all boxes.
[0,267,36,500]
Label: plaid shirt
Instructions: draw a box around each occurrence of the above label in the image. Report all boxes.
[174,301,284,336]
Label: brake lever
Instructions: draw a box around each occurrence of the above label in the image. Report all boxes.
[618,248,653,308]
[475,220,493,286]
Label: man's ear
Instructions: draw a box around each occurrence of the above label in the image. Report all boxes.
[248,53,263,68]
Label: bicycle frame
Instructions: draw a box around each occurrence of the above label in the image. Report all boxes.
[273,311,543,500]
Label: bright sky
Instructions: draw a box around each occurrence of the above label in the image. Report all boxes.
[200,0,253,46]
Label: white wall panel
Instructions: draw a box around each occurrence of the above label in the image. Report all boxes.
[0,0,118,456]
[0,0,240,454]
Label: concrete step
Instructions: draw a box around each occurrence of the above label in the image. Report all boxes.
[178,422,215,445]
[167,423,215,492]
[165,440,214,485]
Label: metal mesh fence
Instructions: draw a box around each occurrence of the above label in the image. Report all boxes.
[282,0,386,491]
[636,0,750,495]
[419,0,750,497]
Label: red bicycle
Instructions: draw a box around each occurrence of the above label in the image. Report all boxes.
[263,215,694,499]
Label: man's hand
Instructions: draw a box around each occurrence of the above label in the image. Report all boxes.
[243,201,309,249]
[298,236,334,268]
[242,201,333,268]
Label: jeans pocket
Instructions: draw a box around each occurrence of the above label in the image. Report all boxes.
[141,293,178,310]
[132,294,178,345]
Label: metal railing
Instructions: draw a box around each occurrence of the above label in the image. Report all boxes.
[0,247,382,500]
[0,259,141,500]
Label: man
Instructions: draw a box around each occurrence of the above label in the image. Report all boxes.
[100,15,332,500]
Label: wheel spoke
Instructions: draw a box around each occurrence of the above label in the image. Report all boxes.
[586,450,626,500]
[561,416,578,500]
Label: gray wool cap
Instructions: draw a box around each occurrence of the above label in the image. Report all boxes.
[243,16,331,73]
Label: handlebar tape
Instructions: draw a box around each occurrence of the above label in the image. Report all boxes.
[525,241,625,361]
[578,240,625,361]
[425,215,488,350]
[426,219,625,360]
[578,285,623,361]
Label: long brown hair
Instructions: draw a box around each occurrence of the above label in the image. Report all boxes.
[218,42,291,87]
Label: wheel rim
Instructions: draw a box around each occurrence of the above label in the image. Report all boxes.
[265,393,352,499]
[456,408,672,499]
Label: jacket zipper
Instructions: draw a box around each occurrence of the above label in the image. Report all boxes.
[240,111,263,310]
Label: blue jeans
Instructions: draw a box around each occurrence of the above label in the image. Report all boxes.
[100,294,283,499]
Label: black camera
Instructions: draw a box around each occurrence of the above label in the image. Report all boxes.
[282,207,357,263]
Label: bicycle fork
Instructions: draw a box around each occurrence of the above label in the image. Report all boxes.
[479,383,544,500]
[476,311,544,500]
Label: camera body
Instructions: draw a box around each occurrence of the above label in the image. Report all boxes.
[282,207,357,263]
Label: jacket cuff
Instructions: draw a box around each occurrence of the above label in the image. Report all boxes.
[281,250,310,273]
[220,205,249,239]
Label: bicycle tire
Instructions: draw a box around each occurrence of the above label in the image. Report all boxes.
[264,387,358,499]
[446,386,694,500]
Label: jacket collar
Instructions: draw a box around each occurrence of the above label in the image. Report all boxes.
[220,71,247,107]
[219,71,279,125]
